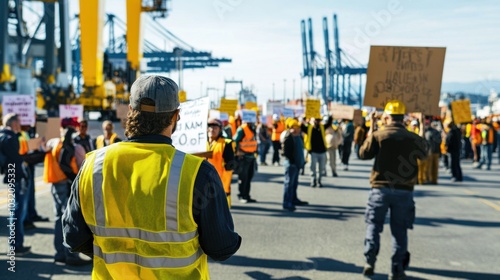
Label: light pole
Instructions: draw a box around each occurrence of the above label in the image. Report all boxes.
[283,79,287,104]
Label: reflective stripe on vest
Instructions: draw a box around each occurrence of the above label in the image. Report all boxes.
[80,143,208,279]
[239,124,257,153]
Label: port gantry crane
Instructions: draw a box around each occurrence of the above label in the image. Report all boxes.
[301,14,367,107]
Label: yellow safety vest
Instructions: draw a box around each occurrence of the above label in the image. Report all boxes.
[305,124,325,151]
[95,133,118,149]
[79,142,209,279]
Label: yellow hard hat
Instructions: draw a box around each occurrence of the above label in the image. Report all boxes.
[285,117,299,129]
[384,100,406,115]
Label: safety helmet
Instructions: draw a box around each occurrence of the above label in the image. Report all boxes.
[285,117,299,129]
[384,100,406,115]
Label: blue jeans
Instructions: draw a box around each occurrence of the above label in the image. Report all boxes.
[11,179,29,249]
[364,187,415,274]
[477,144,492,169]
[283,163,299,208]
[52,182,79,260]
[309,152,326,184]
[258,141,271,164]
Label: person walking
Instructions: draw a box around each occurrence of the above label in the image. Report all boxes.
[257,121,271,166]
[207,118,237,207]
[282,118,308,211]
[62,75,241,279]
[475,119,495,170]
[44,118,89,266]
[233,116,258,203]
[94,120,122,149]
[354,119,366,159]
[359,100,428,280]
[271,114,285,166]
[425,120,442,184]
[325,117,343,177]
[73,119,94,153]
[1,113,31,255]
[445,121,463,182]
[341,119,354,171]
[301,116,331,188]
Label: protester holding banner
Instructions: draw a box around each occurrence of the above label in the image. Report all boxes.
[207,118,237,207]
[301,116,331,188]
[94,120,122,149]
[233,114,258,203]
[324,116,343,177]
[271,114,285,166]
[359,100,427,279]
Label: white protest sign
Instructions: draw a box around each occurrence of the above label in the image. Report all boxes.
[2,95,35,126]
[171,97,209,153]
[282,107,294,119]
[208,110,229,123]
[219,112,229,123]
[241,109,257,123]
[260,115,268,124]
[59,104,84,120]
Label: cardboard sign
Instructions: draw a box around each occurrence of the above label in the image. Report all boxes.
[331,104,355,120]
[171,97,209,153]
[116,104,129,119]
[245,101,257,110]
[218,98,238,117]
[305,99,321,119]
[27,138,42,151]
[450,99,472,124]
[36,118,61,140]
[353,109,364,125]
[2,95,36,126]
[59,105,84,121]
[364,46,446,116]
[241,109,257,123]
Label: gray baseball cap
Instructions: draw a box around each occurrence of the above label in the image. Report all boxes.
[129,75,180,113]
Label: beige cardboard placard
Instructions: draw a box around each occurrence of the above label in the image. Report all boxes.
[331,104,355,120]
[116,104,129,119]
[36,121,47,138]
[46,118,61,140]
[353,109,364,125]
[305,99,321,119]
[27,138,42,151]
[450,99,472,124]
[364,46,446,116]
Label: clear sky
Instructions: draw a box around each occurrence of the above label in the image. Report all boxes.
[69,0,500,102]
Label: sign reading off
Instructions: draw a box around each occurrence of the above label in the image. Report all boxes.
[171,97,209,153]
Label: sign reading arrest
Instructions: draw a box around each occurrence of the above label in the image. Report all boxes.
[363,46,446,116]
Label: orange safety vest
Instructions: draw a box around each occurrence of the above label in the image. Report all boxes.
[470,124,482,145]
[271,121,285,141]
[481,127,494,144]
[239,124,257,153]
[18,131,29,155]
[96,133,118,149]
[207,138,233,195]
[43,140,78,183]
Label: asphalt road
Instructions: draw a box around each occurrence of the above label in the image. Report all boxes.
[1,120,499,280]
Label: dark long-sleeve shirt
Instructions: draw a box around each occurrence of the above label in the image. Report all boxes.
[1,129,27,183]
[62,134,241,261]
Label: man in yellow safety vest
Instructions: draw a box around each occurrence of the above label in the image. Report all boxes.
[62,75,241,279]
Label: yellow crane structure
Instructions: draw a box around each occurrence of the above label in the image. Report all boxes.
[78,0,168,118]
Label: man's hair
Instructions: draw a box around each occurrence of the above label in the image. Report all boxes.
[79,119,88,126]
[125,98,176,138]
[390,114,405,122]
[2,113,19,127]
[102,120,113,129]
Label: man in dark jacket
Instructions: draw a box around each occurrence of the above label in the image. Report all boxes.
[425,121,442,184]
[1,113,31,255]
[282,118,308,211]
[445,122,463,182]
[359,101,427,280]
